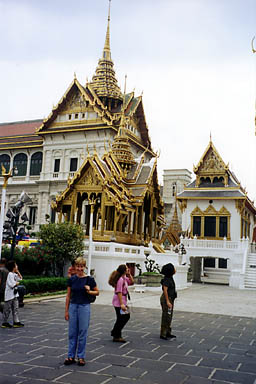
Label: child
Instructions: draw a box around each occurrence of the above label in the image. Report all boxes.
[1,260,24,328]
[67,260,77,278]
[160,263,177,340]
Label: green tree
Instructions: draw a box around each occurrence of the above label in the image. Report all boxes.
[38,222,85,276]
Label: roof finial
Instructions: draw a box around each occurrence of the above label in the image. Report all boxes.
[119,74,127,135]
[103,0,111,60]
[210,132,212,142]
[252,36,256,53]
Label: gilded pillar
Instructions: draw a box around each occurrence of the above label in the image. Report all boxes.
[134,206,138,238]
[70,192,77,224]
[216,217,220,238]
[227,216,231,239]
[201,216,204,237]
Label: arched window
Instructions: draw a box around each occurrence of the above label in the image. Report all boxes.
[172,182,176,197]
[13,153,27,176]
[0,154,10,174]
[30,152,43,175]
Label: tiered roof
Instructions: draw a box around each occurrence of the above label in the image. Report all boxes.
[177,139,256,214]
[53,147,163,214]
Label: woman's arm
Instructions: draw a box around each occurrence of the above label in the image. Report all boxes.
[126,269,134,285]
[16,266,23,281]
[163,285,172,309]
[117,292,126,311]
[65,287,71,321]
[85,285,99,297]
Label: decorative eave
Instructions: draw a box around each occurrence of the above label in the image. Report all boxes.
[193,139,228,174]
[36,78,114,134]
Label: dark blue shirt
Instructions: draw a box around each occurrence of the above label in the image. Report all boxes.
[68,275,96,304]
[161,276,177,302]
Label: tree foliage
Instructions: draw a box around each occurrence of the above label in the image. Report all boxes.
[37,222,85,276]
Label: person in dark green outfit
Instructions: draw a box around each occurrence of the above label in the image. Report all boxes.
[160,263,177,340]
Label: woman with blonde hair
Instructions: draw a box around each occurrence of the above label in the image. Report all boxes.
[64,257,99,366]
[109,264,134,343]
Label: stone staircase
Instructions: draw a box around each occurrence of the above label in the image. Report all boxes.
[244,253,256,288]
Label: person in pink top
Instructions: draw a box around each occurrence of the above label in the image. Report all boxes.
[108,264,134,343]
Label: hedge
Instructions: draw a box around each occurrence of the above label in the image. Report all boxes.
[21,277,68,294]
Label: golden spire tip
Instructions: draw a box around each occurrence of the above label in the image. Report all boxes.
[252,36,256,53]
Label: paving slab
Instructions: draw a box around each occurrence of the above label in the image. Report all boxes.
[0,283,255,383]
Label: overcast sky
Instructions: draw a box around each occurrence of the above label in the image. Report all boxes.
[0,0,256,199]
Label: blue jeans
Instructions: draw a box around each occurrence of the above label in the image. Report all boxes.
[68,303,90,359]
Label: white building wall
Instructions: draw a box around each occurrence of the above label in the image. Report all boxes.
[183,199,242,241]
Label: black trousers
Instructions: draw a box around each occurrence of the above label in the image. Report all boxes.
[111,306,130,338]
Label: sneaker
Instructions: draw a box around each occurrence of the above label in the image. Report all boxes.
[13,322,24,328]
[169,334,176,339]
[1,322,12,328]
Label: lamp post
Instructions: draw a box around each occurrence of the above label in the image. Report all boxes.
[87,195,100,276]
[0,165,18,260]
[87,200,94,276]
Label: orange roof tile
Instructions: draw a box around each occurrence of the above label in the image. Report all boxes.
[0,119,43,137]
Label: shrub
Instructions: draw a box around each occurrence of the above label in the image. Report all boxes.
[1,245,52,276]
[21,277,68,294]
[38,223,85,276]
[144,254,161,273]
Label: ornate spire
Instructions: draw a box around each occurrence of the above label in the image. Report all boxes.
[103,0,111,61]
[112,76,135,171]
[170,199,182,233]
[90,0,122,102]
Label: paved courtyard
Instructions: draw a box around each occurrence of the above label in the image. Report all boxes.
[1,295,256,384]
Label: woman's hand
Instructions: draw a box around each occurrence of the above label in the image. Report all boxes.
[121,304,126,311]
[84,285,90,292]
[167,301,173,309]
[65,311,69,321]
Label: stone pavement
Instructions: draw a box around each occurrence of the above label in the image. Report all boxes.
[1,285,256,384]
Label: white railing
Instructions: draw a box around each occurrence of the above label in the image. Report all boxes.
[182,237,241,250]
[242,239,250,276]
[84,241,141,257]
[250,243,256,254]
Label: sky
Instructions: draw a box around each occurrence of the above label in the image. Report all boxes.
[0,0,256,199]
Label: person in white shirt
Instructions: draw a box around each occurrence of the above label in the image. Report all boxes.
[1,260,24,328]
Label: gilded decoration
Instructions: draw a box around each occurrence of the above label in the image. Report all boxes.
[177,199,187,213]
[191,204,230,217]
[191,206,204,216]
[193,140,229,187]
[190,204,231,240]
[52,142,163,246]
[203,204,218,215]
[235,199,245,215]
[199,149,225,173]
[62,91,88,112]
